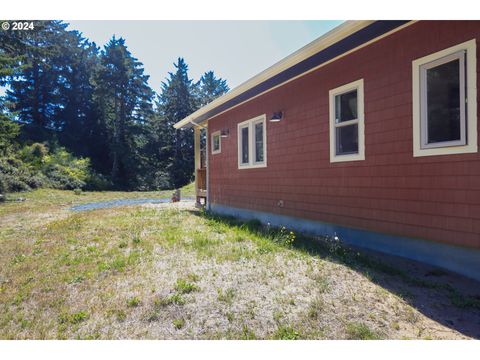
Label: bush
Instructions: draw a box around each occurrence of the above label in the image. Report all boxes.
[0,175,7,195]
[0,157,37,192]
[132,170,172,191]
[43,163,86,190]
[85,172,112,191]
[0,145,94,193]
[0,116,20,157]
[18,143,48,170]
[41,147,91,190]
[25,175,46,189]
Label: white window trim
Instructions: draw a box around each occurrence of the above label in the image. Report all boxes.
[211,130,221,155]
[329,78,365,163]
[237,114,267,169]
[412,39,477,157]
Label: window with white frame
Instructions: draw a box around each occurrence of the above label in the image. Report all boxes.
[237,114,267,169]
[412,39,477,157]
[329,79,365,162]
[211,131,221,154]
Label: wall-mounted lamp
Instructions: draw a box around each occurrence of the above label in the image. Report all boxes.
[220,129,230,138]
[270,111,283,122]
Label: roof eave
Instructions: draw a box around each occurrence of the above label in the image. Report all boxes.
[175,20,416,130]
[173,20,376,130]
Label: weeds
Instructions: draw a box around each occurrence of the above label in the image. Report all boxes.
[225,311,234,322]
[345,322,380,340]
[217,288,235,305]
[59,311,88,325]
[173,319,185,329]
[273,325,301,340]
[115,310,127,322]
[2,189,478,340]
[240,325,257,340]
[127,296,141,308]
[154,293,186,307]
[175,279,199,294]
[307,297,324,320]
[449,290,480,309]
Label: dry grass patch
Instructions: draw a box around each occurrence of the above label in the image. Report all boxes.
[1,189,479,339]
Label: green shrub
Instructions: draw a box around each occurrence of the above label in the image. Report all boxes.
[19,143,49,169]
[0,175,6,195]
[133,170,172,191]
[44,163,86,190]
[85,172,112,191]
[0,144,94,193]
[0,157,37,192]
[0,116,20,156]
[40,147,91,190]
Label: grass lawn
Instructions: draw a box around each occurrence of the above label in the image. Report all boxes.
[1,188,479,339]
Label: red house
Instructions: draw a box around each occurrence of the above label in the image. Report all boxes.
[174,20,480,281]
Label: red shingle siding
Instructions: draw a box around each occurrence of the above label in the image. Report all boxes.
[208,21,480,249]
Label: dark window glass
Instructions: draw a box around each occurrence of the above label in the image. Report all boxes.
[335,90,357,123]
[426,59,461,143]
[254,122,264,162]
[213,134,220,151]
[336,124,358,155]
[241,127,249,164]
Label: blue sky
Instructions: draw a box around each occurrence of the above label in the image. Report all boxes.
[66,20,343,93]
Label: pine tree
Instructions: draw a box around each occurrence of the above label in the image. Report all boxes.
[6,21,70,133]
[93,36,153,188]
[2,22,230,191]
[156,58,198,188]
[57,33,100,158]
[0,21,23,156]
[196,70,229,107]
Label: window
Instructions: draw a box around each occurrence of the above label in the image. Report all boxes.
[329,79,365,162]
[413,39,477,157]
[211,131,221,154]
[237,114,267,169]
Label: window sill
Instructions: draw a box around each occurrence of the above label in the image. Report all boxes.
[330,153,365,163]
[238,162,267,169]
[413,143,477,157]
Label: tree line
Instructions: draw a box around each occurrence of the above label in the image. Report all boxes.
[0,20,228,193]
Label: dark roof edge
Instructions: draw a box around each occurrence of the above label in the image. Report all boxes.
[175,20,412,129]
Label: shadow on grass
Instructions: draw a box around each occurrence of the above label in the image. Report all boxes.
[191,209,480,339]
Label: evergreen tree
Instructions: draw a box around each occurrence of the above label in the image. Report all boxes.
[0,22,23,156]
[93,36,154,188]
[6,21,70,133]
[57,33,100,158]
[157,58,198,188]
[0,112,20,156]
[1,22,229,191]
[196,70,229,107]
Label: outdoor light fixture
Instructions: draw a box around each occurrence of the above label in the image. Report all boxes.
[270,111,283,122]
[220,129,230,138]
